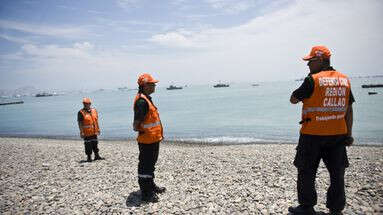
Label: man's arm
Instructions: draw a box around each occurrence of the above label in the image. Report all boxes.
[78,111,84,138]
[345,104,353,137]
[290,95,299,104]
[133,120,142,132]
[133,98,148,132]
[290,76,314,104]
[95,110,100,135]
[78,121,84,138]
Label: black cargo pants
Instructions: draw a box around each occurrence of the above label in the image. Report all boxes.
[294,134,349,211]
[84,135,99,155]
[138,142,159,195]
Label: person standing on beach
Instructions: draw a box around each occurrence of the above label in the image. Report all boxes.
[133,73,166,203]
[77,97,103,162]
[288,46,355,215]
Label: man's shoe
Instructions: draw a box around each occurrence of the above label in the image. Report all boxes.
[94,153,104,160]
[141,193,159,203]
[288,205,316,214]
[86,155,92,162]
[94,156,104,160]
[153,185,166,194]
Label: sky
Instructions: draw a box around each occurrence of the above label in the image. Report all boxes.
[0,0,382,90]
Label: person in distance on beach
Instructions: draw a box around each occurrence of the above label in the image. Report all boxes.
[288,46,355,215]
[77,97,103,162]
[133,73,166,203]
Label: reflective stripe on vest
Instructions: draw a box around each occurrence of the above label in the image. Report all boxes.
[142,121,161,128]
[302,107,347,115]
[300,70,350,135]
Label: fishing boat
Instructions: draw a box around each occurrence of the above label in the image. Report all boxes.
[166,85,183,90]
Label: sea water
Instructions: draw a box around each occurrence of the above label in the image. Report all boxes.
[0,78,382,145]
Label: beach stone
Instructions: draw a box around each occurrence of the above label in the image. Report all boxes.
[0,137,382,214]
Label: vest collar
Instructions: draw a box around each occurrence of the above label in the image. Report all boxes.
[82,108,92,113]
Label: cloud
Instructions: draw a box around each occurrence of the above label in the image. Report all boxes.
[74,42,94,50]
[1,0,382,90]
[116,0,140,10]
[205,0,254,14]
[21,42,94,59]
[0,20,89,38]
[150,0,383,52]
[0,34,30,44]
[150,31,195,48]
[146,0,383,83]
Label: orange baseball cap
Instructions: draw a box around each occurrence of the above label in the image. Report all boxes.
[303,45,331,61]
[82,97,92,104]
[137,73,159,86]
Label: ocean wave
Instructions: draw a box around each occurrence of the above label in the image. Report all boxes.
[170,136,296,145]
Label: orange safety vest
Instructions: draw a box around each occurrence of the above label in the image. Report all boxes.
[133,93,163,144]
[300,70,351,135]
[80,108,100,137]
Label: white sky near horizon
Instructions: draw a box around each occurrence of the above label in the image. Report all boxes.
[0,0,382,90]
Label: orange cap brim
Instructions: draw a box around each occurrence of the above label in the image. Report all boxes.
[302,55,314,61]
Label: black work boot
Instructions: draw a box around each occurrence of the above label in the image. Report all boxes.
[329,209,343,215]
[94,152,104,160]
[141,192,159,203]
[288,205,316,214]
[152,182,166,194]
[86,155,92,162]
[139,178,159,202]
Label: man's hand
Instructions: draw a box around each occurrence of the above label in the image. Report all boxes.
[344,136,354,146]
[80,132,85,139]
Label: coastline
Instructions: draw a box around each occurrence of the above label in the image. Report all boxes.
[0,134,382,147]
[0,137,382,214]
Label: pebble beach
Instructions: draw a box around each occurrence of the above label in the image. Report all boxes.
[0,137,382,214]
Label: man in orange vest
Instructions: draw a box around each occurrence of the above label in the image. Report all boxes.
[77,98,103,162]
[288,46,355,215]
[133,73,165,203]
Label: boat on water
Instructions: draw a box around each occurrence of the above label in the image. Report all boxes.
[118,87,137,91]
[35,92,54,97]
[213,83,229,88]
[166,85,183,90]
[368,92,378,95]
[0,101,24,106]
[361,84,383,88]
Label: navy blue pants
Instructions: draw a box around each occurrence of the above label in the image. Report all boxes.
[84,135,99,156]
[138,142,159,194]
[294,134,349,211]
